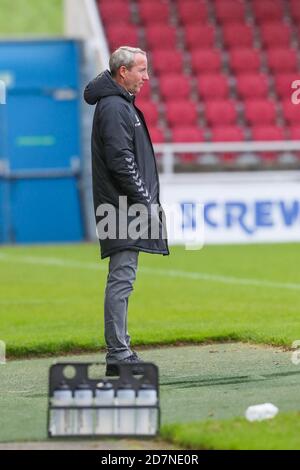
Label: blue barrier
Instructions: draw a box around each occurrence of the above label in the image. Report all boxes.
[10,176,83,243]
[0,40,84,243]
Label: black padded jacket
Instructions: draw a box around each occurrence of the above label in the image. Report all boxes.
[84,70,169,259]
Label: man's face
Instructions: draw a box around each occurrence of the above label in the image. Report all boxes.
[123,53,149,95]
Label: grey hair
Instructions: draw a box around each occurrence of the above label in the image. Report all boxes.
[109,46,146,77]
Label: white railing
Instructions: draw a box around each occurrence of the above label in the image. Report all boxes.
[64,0,109,71]
[153,141,300,175]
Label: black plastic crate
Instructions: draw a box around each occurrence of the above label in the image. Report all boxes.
[48,362,160,438]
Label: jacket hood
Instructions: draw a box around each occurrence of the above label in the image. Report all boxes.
[84,70,134,105]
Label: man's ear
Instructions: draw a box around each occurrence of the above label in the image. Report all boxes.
[119,66,127,80]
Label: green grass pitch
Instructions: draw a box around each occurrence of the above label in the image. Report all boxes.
[1,0,300,447]
[0,0,63,36]
[0,243,300,357]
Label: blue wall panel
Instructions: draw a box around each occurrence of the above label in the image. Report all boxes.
[0,97,7,243]
[6,92,80,170]
[0,179,3,243]
[1,40,81,171]
[0,180,12,244]
[10,178,83,243]
[0,40,84,243]
[0,40,79,89]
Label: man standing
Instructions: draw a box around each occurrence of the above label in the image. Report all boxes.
[84,47,169,376]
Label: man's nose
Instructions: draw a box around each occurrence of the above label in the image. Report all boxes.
[143,72,149,81]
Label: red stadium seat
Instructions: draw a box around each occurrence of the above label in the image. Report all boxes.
[172,126,205,164]
[210,125,245,141]
[229,48,261,73]
[98,1,131,24]
[177,0,208,25]
[267,48,298,73]
[289,126,300,139]
[98,0,130,2]
[260,22,292,48]
[191,49,222,74]
[148,127,165,143]
[210,125,245,163]
[197,74,230,100]
[139,1,170,24]
[136,101,159,126]
[185,25,216,50]
[159,75,191,101]
[251,124,286,163]
[274,73,300,98]
[172,126,204,142]
[244,99,277,125]
[205,100,238,126]
[151,50,184,75]
[252,0,284,23]
[282,99,300,124]
[136,80,151,101]
[145,25,177,50]
[106,25,139,51]
[236,73,269,99]
[214,0,245,24]
[165,101,198,127]
[223,23,254,49]
[251,125,286,140]
[290,0,300,23]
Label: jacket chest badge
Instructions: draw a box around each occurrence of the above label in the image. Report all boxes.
[134,114,141,127]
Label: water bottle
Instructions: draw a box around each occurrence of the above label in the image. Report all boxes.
[245,403,279,422]
[50,382,73,436]
[136,384,158,435]
[73,382,94,435]
[94,381,115,435]
[115,383,136,435]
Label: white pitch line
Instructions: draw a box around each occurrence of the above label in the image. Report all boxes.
[0,299,72,305]
[141,266,300,291]
[0,252,299,291]
[0,254,106,271]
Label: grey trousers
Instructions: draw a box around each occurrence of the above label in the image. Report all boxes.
[104,249,139,362]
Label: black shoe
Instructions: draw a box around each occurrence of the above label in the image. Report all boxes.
[131,350,142,361]
[106,354,144,377]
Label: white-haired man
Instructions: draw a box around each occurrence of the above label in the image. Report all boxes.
[84,47,169,376]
